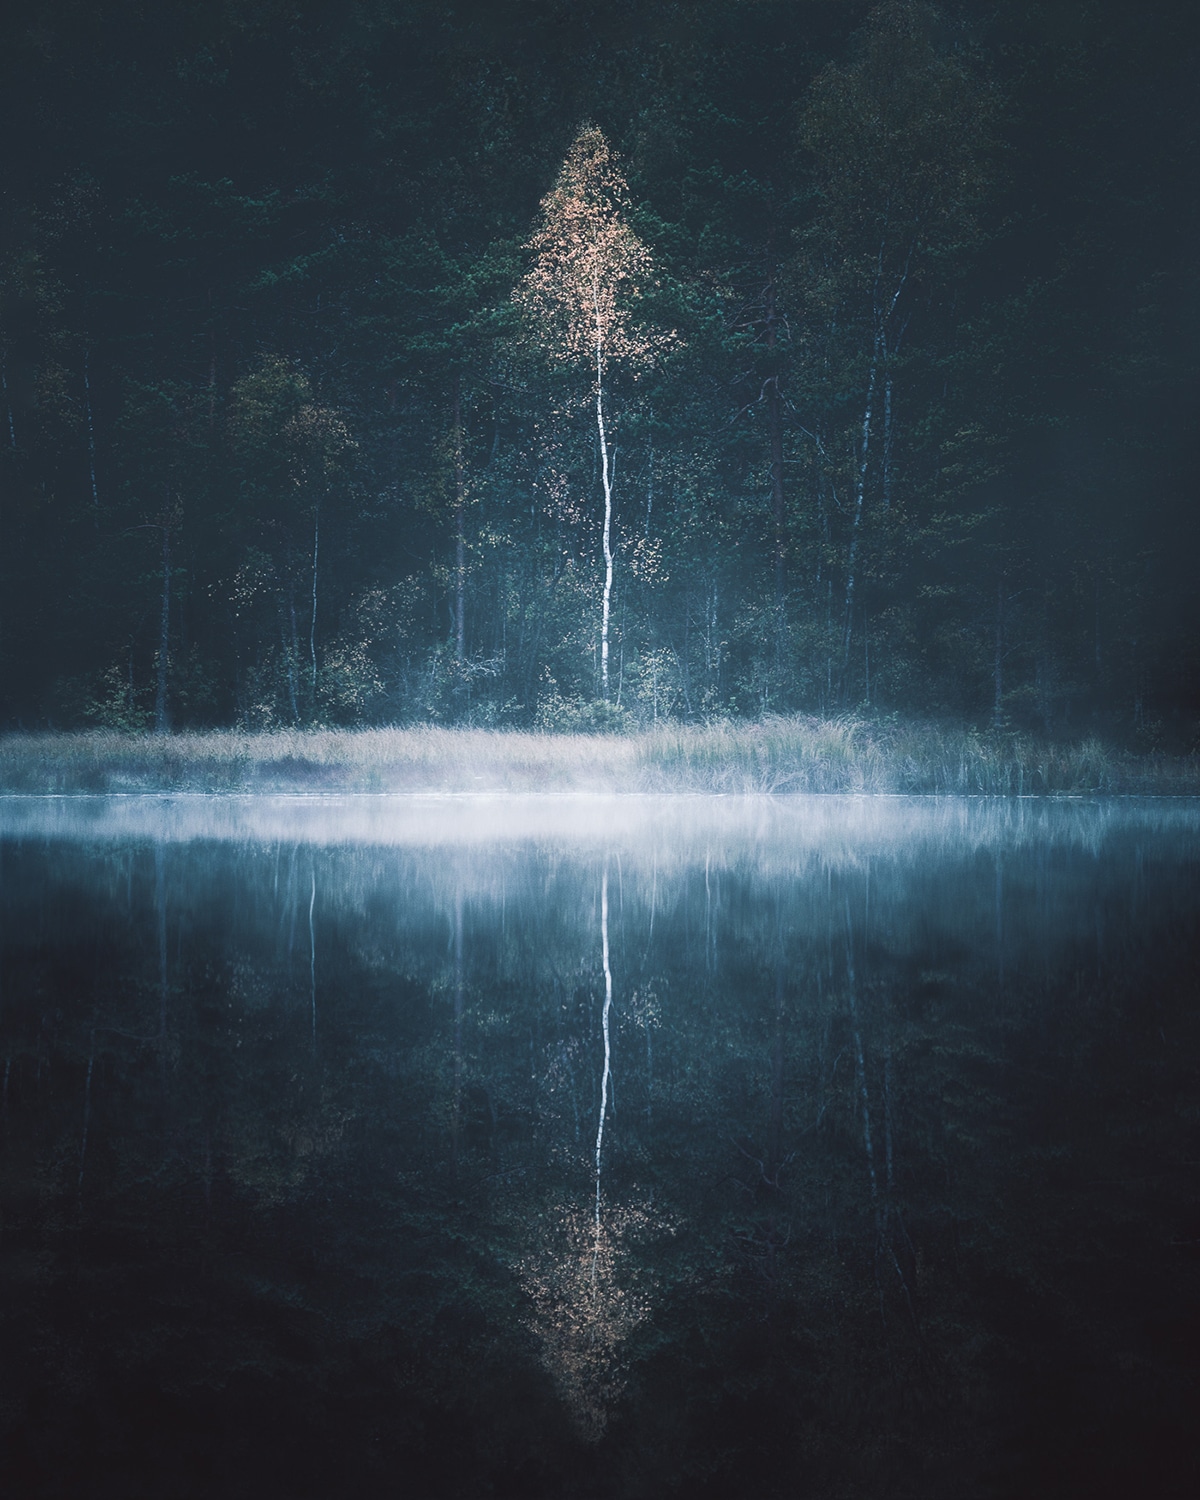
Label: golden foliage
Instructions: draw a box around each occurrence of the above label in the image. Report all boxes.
[513,125,672,375]
[517,1193,669,1440]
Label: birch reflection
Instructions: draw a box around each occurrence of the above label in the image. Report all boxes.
[519,860,662,1440]
[593,865,613,1278]
[451,885,464,1172]
[4,799,1198,1492]
[308,866,316,1050]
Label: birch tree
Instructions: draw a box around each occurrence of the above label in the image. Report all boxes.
[514,126,672,701]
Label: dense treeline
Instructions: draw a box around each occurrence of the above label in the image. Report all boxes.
[1,0,1197,738]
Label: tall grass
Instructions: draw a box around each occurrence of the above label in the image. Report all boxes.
[634,718,1199,794]
[0,717,1196,795]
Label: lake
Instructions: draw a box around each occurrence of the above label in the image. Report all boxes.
[1,794,1198,1498]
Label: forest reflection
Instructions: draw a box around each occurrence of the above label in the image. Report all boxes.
[1,795,1197,1497]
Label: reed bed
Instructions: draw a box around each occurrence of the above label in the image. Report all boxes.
[0,718,1196,795]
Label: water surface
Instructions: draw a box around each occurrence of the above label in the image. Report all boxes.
[2,795,1198,1498]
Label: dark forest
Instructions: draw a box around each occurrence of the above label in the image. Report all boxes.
[4,13,1200,1495]
[2,0,1198,740]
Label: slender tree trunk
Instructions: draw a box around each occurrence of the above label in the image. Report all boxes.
[595,291,614,701]
[765,279,786,638]
[704,579,719,690]
[842,328,879,687]
[310,507,319,712]
[155,522,171,734]
[992,577,1004,730]
[593,864,613,1287]
[453,375,466,672]
[286,593,300,724]
[616,597,625,706]
[644,427,654,541]
[83,349,99,509]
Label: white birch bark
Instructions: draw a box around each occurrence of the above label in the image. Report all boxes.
[595,277,614,701]
[453,376,466,673]
[593,865,613,1285]
[842,330,879,677]
[310,507,319,709]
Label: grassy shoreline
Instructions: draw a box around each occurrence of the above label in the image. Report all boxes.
[2,718,1198,795]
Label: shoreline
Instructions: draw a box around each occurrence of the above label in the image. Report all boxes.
[2,719,1197,796]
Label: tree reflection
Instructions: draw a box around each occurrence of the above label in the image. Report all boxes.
[1,798,1198,1492]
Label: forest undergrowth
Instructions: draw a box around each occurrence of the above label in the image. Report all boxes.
[1,717,1197,795]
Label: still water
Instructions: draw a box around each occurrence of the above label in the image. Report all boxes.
[1,794,1198,1499]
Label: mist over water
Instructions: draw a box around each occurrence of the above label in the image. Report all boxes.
[5,786,1197,853]
[2,795,1198,1498]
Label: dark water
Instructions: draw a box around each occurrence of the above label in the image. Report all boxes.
[1,794,1198,1499]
